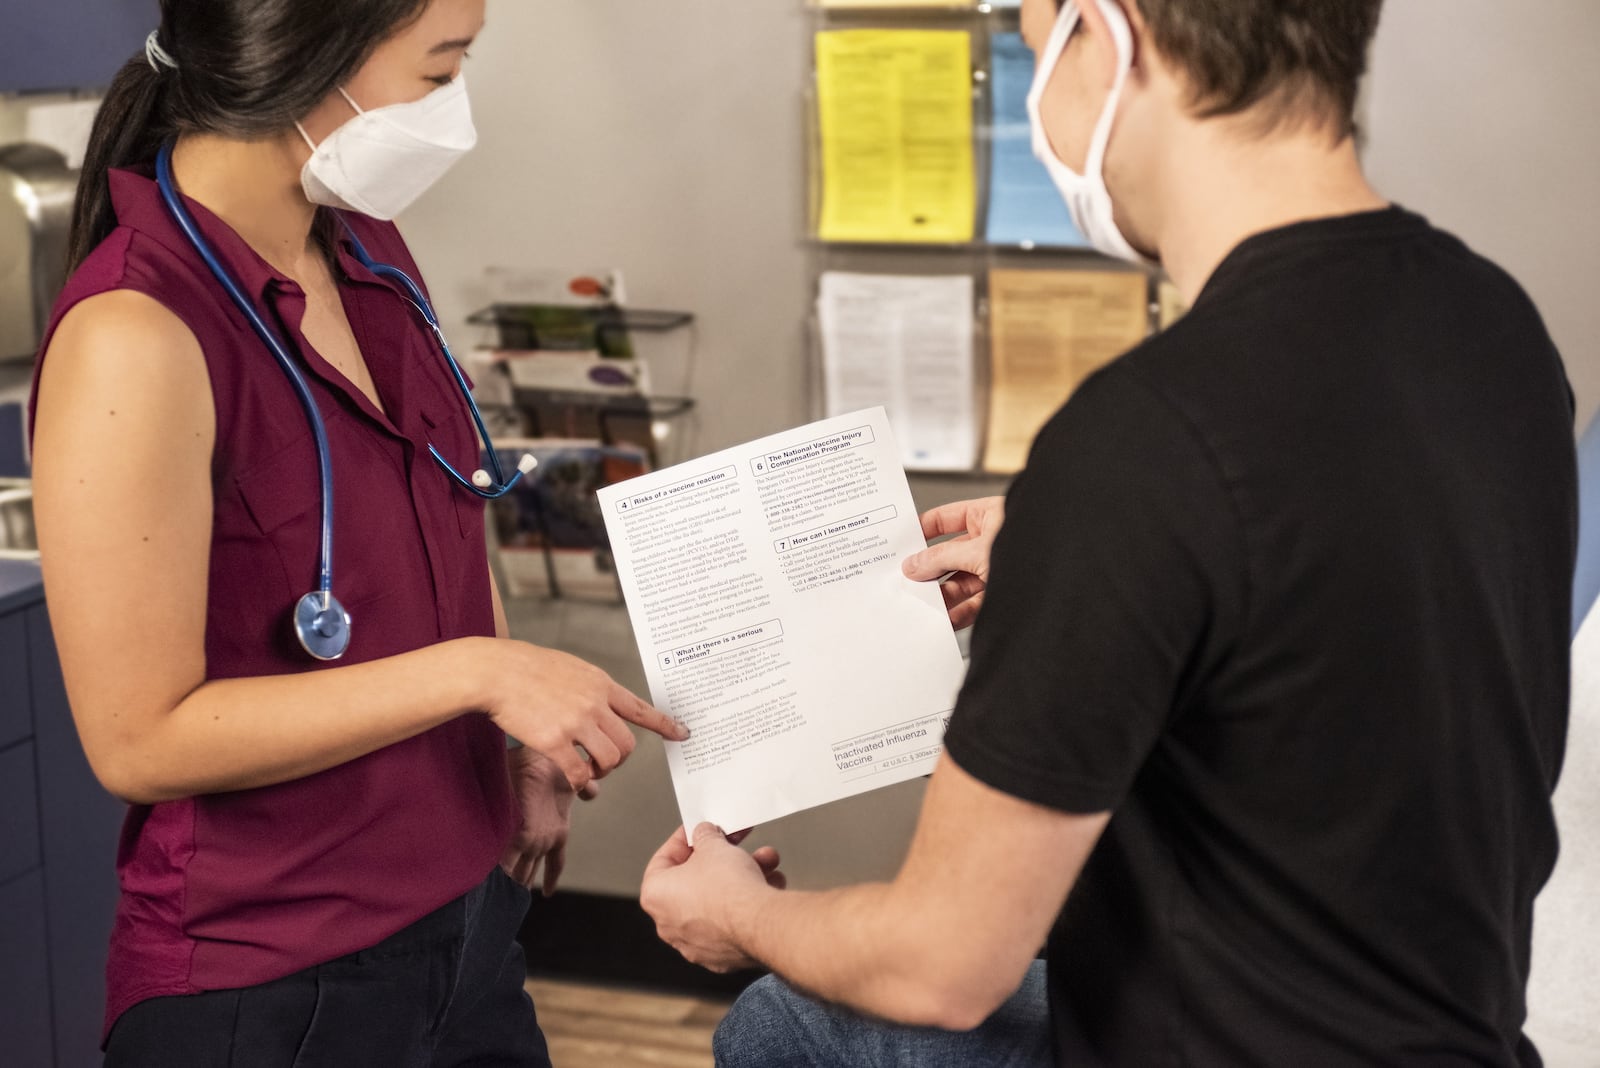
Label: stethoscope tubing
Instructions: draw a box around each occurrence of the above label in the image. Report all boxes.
[156,142,338,603]
[153,138,531,659]
[337,230,517,498]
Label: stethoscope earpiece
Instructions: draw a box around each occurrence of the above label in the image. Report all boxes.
[470,454,538,489]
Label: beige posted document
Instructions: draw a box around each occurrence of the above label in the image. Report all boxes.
[983,269,1150,474]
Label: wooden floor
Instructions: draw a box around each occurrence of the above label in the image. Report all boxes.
[526,978,732,1068]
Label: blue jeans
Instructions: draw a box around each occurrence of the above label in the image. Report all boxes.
[713,960,1052,1068]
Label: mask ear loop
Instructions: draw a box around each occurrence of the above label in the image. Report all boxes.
[1027,2,1081,167]
[1080,0,1137,185]
[295,88,367,152]
[1033,0,1134,182]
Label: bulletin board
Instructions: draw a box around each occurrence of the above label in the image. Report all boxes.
[802,0,1183,476]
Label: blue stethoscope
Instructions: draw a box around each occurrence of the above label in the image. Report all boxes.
[155,140,535,662]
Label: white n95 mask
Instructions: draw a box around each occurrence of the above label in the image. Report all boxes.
[296,76,478,221]
[1027,0,1150,265]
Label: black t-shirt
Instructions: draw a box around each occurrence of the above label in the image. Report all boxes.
[944,208,1576,1067]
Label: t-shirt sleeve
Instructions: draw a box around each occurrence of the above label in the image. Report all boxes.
[943,362,1247,814]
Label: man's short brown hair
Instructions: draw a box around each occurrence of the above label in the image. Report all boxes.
[1078,0,1384,136]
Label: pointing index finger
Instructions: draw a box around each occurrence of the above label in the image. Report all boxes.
[610,682,690,741]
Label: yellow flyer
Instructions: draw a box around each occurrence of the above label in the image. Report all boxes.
[815,30,976,244]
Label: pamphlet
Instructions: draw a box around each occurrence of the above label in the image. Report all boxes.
[598,408,966,831]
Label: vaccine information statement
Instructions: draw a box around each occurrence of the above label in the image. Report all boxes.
[598,408,967,831]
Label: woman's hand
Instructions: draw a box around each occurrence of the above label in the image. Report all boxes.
[500,746,590,896]
[901,497,1006,630]
[479,641,688,793]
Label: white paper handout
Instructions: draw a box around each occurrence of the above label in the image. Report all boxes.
[818,272,979,472]
[598,408,967,831]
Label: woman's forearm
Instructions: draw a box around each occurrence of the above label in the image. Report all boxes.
[104,636,495,804]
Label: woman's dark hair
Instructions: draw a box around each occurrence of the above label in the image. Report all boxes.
[67,0,429,272]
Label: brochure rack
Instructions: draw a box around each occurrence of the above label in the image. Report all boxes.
[468,301,699,601]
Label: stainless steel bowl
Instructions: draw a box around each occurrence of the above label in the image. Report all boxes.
[0,479,37,559]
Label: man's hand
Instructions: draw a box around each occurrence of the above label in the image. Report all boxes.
[902,497,1006,630]
[641,823,786,973]
[500,746,594,896]
[640,762,1107,1028]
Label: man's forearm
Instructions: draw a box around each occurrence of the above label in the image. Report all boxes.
[642,760,1098,1032]
[730,881,992,1030]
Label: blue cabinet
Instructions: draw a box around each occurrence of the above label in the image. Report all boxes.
[0,871,54,1068]
[0,742,41,884]
[0,563,123,1066]
[0,611,28,748]
[1,0,160,93]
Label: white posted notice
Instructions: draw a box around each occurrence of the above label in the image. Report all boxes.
[818,272,979,471]
[598,408,966,832]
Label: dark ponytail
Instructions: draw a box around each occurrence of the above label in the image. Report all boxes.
[67,55,174,272]
[66,0,431,273]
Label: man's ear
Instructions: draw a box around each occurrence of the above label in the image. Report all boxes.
[1077,0,1142,88]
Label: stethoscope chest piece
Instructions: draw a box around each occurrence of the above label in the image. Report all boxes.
[295,591,352,662]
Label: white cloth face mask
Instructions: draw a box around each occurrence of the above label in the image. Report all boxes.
[296,76,478,221]
[1026,0,1150,265]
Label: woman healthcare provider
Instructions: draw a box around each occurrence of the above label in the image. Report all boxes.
[27,1,688,1064]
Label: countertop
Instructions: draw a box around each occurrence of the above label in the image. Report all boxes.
[0,557,43,615]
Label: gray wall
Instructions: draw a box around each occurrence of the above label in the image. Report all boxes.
[402,0,814,456]
[1363,0,1600,433]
